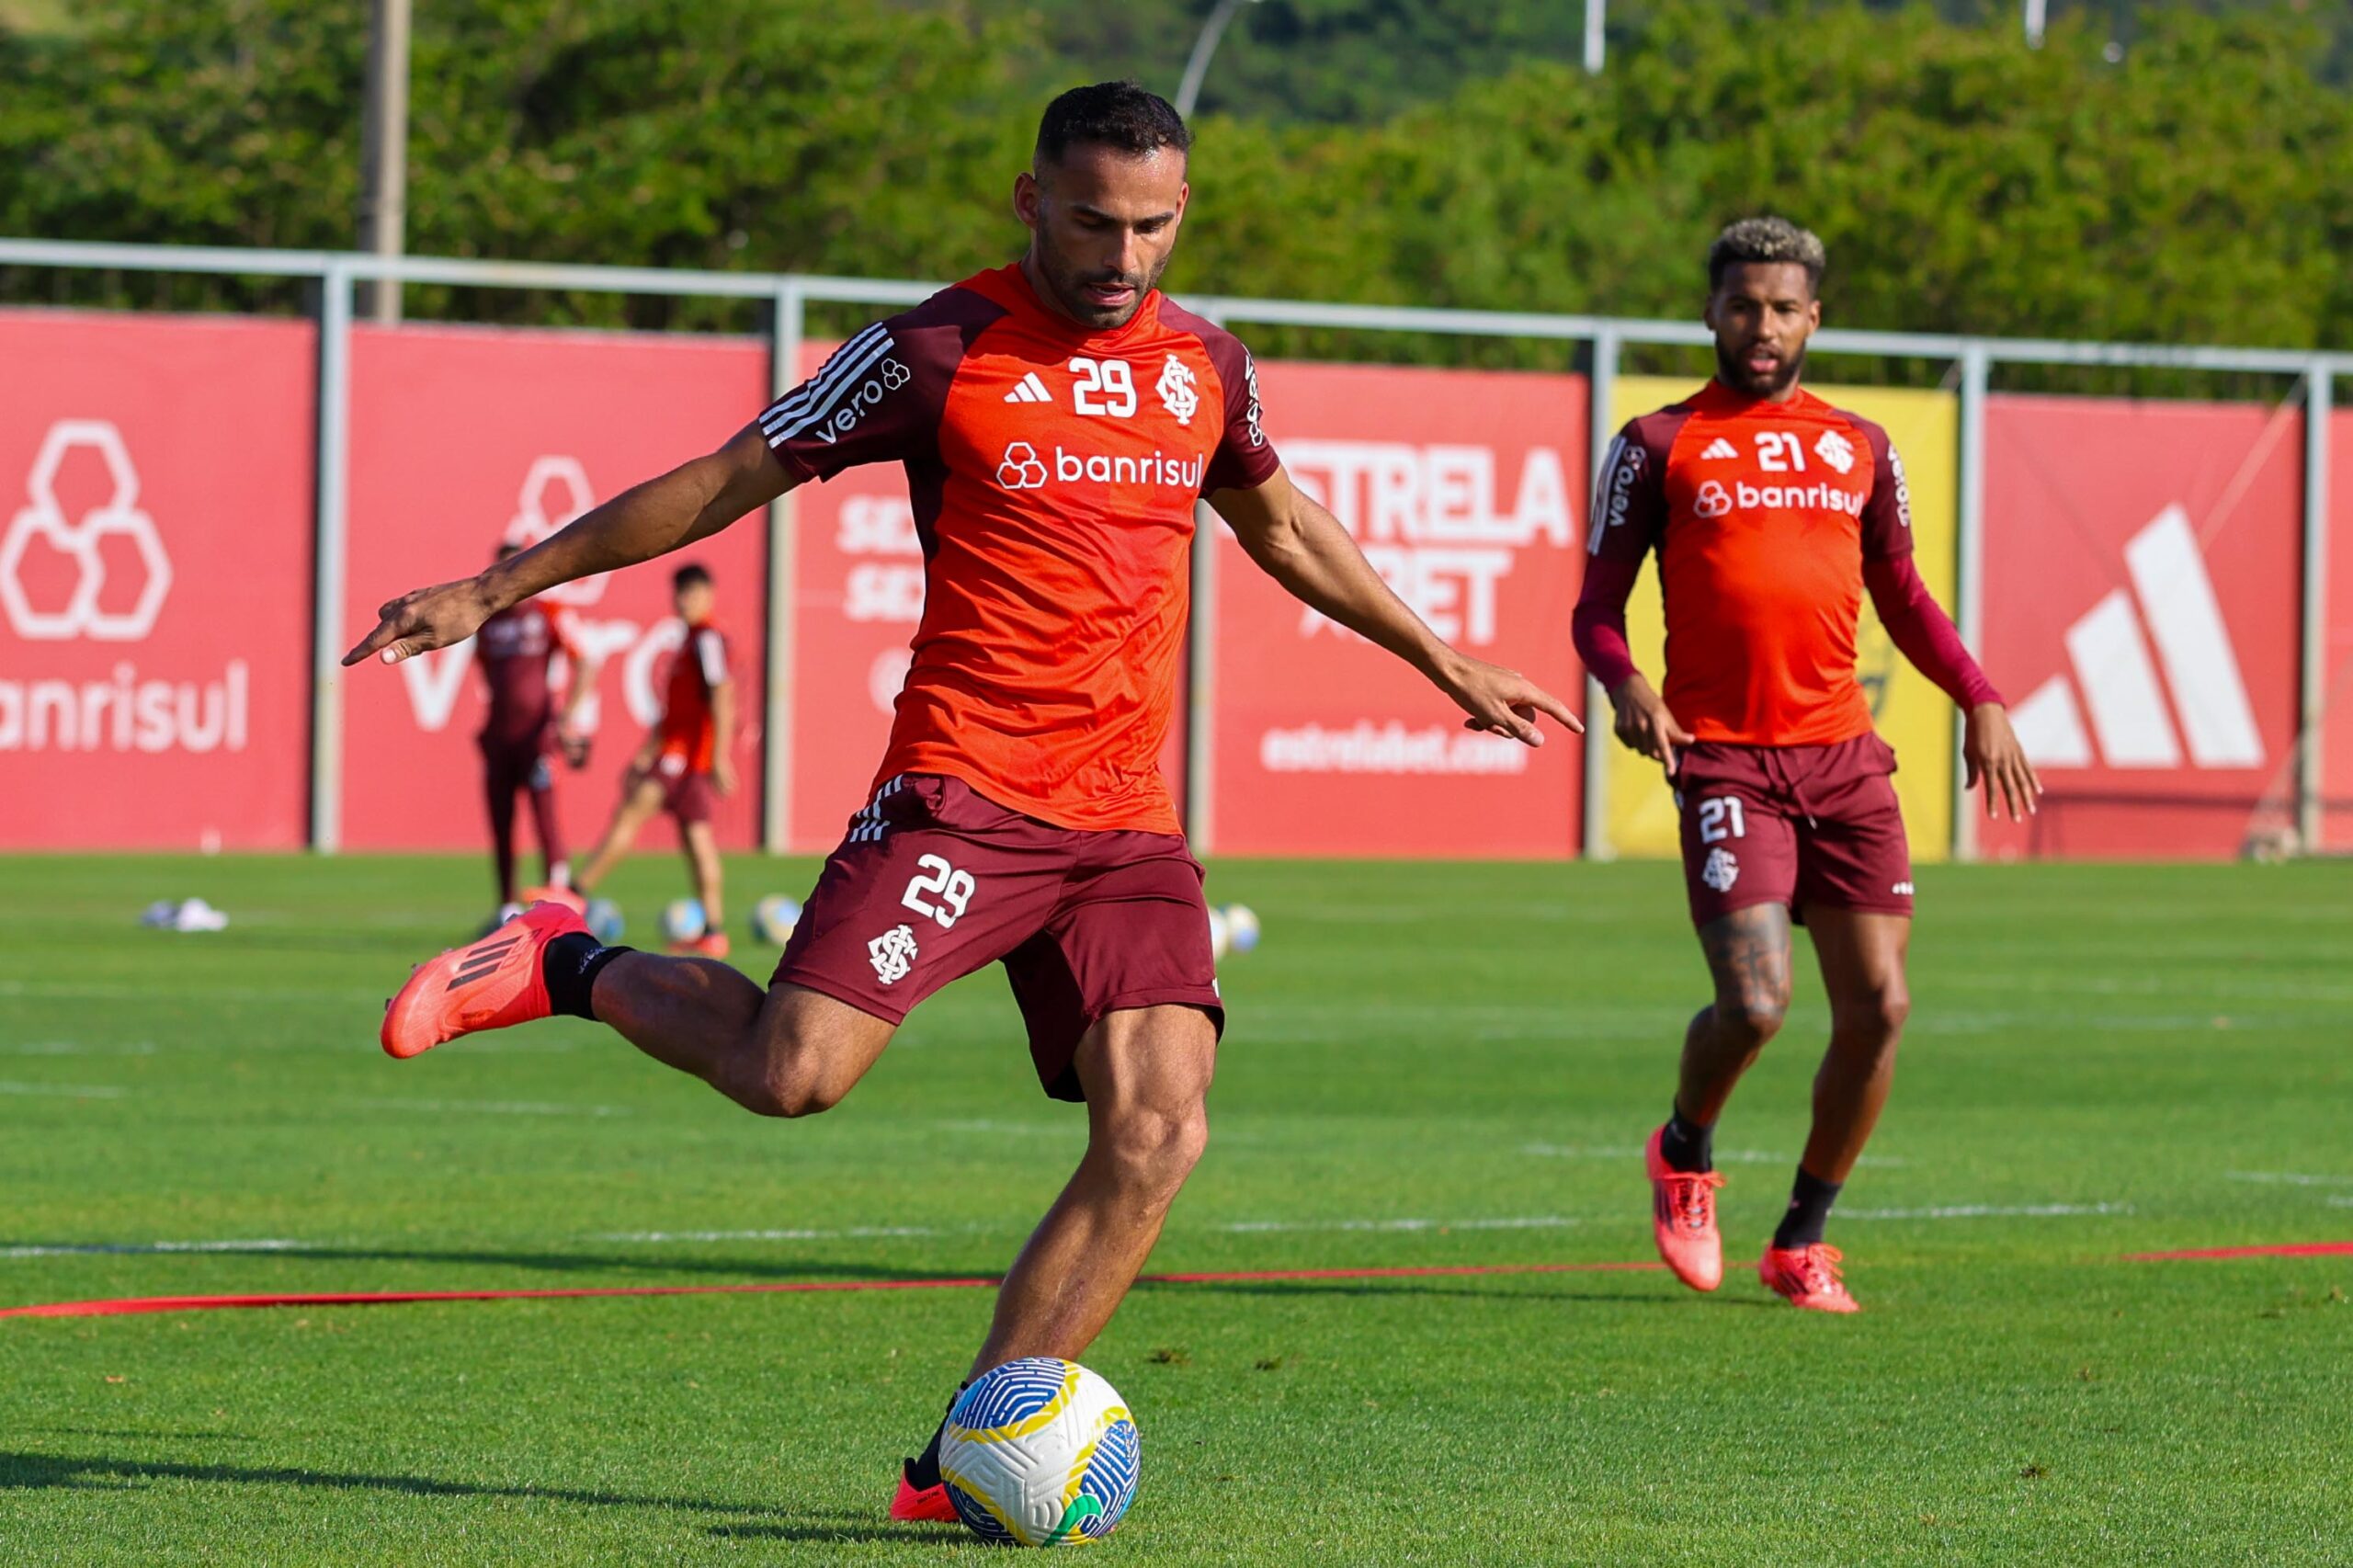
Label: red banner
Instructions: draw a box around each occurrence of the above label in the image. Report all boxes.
[0,310,314,850]
[2328,411,2353,852]
[1982,394,2302,858]
[1205,361,1587,857]
[339,324,769,858]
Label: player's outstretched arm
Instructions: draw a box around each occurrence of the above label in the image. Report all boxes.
[344,424,795,667]
[1211,468,1580,746]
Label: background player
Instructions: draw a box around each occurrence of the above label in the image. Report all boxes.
[572,562,735,958]
[473,540,597,921]
[1574,216,2040,1312]
[345,83,1576,1516]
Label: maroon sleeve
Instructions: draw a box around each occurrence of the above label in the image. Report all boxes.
[1864,555,2002,710]
[1572,415,1676,691]
[1849,415,1915,563]
[1159,301,1280,494]
[756,287,1003,484]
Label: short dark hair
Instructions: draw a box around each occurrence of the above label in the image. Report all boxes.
[672,562,712,592]
[1035,81,1191,166]
[1707,216,1827,292]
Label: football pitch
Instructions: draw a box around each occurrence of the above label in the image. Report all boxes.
[2,853,2347,1564]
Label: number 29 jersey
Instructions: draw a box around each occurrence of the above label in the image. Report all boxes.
[759,264,1279,836]
[1590,380,1914,748]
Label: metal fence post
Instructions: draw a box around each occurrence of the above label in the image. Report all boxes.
[1951,343,1991,862]
[1582,325,1620,860]
[2300,362,2333,851]
[309,258,354,853]
[763,278,804,856]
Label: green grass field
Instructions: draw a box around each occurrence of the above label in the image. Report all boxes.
[3,853,2349,1564]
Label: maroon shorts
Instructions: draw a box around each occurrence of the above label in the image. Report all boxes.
[1676,733,1914,927]
[653,753,715,825]
[771,774,1223,1101]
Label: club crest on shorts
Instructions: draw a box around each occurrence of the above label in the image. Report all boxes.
[1701,847,1740,893]
[869,924,919,985]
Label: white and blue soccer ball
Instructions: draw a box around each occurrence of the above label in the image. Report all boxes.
[1223,903,1260,954]
[939,1358,1140,1548]
[660,898,705,943]
[1207,905,1231,962]
[585,897,626,945]
[752,894,801,948]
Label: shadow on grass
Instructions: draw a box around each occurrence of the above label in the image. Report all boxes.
[1154,1279,1772,1308]
[710,1517,958,1545]
[0,1450,787,1519]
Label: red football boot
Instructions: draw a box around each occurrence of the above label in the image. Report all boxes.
[519,884,587,915]
[889,1467,958,1524]
[668,930,732,960]
[1644,1125,1726,1291]
[1759,1243,1861,1313]
[381,901,585,1060]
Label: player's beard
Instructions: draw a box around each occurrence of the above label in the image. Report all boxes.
[1716,338,1806,400]
[1034,238,1163,332]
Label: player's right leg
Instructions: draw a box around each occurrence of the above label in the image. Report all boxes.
[574,773,665,895]
[670,809,730,959]
[481,742,523,910]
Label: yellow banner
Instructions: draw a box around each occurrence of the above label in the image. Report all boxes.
[1599,378,1958,862]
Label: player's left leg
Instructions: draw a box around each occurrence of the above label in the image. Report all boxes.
[525,752,570,890]
[666,778,728,958]
[481,744,524,910]
[574,772,665,895]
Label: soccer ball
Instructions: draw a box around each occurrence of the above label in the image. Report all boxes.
[660,898,705,942]
[585,897,625,944]
[1207,905,1231,961]
[939,1358,1140,1548]
[1223,903,1260,954]
[752,894,801,947]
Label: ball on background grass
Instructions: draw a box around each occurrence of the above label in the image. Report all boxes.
[939,1358,1139,1548]
[660,898,706,943]
[585,898,625,944]
[1207,905,1231,961]
[752,894,801,947]
[1223,903,1260,953]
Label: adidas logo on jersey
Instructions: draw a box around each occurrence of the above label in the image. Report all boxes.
[1699,437,1740,461]
[2008,506,2262,771]
[1003,372,1052,405]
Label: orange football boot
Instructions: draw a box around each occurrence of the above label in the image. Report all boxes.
[381,901,586,1060]
[890,1468,958,1524]
[1759,1243,1860,1313]
[1644,1125,1726,1291]
[668,930,731,960]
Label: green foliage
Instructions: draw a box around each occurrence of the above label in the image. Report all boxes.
[3,0,2348,356]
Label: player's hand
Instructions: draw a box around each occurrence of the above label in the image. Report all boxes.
[1965,701,2041,822]
[1435,653,1583,746]
[344,576,496,666]
[714,758,739,798]
[1609,675,1696,775]
[560,730,592,770]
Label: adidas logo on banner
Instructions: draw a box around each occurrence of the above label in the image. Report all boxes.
[1003,372,1052,405]
[1699,437,1740,460]
[2009,505,2263,770]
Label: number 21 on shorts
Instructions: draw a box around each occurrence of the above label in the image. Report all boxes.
[902,854,976,929]
[1697,796,1745,845]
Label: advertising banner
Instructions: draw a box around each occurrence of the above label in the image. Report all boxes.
[340,324,769,860]
[1984,394,2301,859]
[1599,378,1961,862]
[1200,360,1588,858]
[2320,410,2353,852]
[0,310,315,850]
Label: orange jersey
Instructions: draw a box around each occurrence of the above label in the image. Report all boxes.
[759,265,1279,835]
[657,619,730,773]
[1590,381,1914,746]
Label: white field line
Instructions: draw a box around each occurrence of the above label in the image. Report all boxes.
[1838,1202,2131,1221]
[1521,1142,1904,1168]
[0,979,385,1005]
[2327,1197,2353,1209]
[0,1041,157,1056]
[2226,1171,2353,1187]
[594,1225,948,1244]
[0,1080,126,1098]
[342,1096,629,1118]
[0,1239,317,1259]
[1212,1215,1577,1235]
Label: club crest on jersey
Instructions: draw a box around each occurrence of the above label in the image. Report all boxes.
[996,442,1049,491]
[869,924,918,985]
[1155,355,1199,426]
[1813,429,1857,474]
[1701,848,1739,892]
[1694,480,1733,518]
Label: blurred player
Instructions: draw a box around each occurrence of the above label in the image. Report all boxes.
[348,82,1575,1517]
[572,563,737,958]
[473,540,597,921]
[1576,217,2040,1312]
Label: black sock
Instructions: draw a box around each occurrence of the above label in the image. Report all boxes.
[542,932,631,1020]
[1773,1167,1844,1250]
[1658,1104,1713,1174]
[904,1383,969,1489]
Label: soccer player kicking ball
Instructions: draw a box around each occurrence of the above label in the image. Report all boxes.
[570,562,737,958]
[1574,217,2040,1313]
[347,83,1576,1516]
[472,540,597,923]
